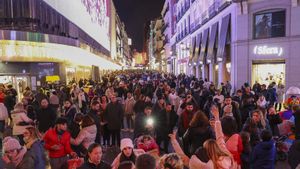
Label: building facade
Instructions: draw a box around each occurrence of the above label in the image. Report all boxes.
[0,0,130,92]
[159,0,300,91]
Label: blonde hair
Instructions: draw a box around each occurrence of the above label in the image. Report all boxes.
[252,109,266,129]
[203,139,233,169]
[162,153,184,169]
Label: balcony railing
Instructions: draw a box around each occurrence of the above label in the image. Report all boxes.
[208,1,220,18]
[201,10,209,24]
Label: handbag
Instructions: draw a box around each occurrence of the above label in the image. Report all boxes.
[68,158,84,169]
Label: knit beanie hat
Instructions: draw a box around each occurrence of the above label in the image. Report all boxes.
[120,138,134,150]
[2,137,22,152]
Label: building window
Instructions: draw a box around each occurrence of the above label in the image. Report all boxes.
[254,9,285,39]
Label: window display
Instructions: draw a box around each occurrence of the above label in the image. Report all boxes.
[252,63,285,86]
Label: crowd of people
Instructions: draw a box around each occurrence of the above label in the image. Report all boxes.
[0,70,299,169]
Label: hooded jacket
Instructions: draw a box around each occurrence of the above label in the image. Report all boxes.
[250,140,276,169]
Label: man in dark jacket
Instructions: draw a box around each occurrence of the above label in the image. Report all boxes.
[88,100,101,144]
[156,102,178,153]
[134,106,154,139]
[104,93,124,146]
[36,98,57,133]
[222,96,242,131]
[250,130,276,169]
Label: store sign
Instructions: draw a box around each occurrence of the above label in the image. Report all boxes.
[253,45,283,56]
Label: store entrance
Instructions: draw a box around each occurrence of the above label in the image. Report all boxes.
[252,62,285,86]
[0,75,30,101]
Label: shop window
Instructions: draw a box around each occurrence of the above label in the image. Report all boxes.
[253,9,285,39]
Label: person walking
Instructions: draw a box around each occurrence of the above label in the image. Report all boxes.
[36,98,57,134]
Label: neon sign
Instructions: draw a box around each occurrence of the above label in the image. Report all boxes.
[253,45,283,56]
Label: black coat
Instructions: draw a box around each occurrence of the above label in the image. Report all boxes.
[294,111,300,140]
[267,114,282,136]
[78,161,111,169]
[104,102,124,130]
[36,107,57,133]
[221,102,242,131]
[288,140,300,169]
[183,126,214,155]
[156,109,178,137]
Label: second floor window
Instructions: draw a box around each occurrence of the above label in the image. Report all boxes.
[254,9,285,39]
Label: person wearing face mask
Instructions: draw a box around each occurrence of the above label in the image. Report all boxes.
[23,126,46,169]
[0,136,34,169]
[78,143,111,169]
[43,117,77,169]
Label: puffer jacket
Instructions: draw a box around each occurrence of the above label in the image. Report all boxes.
[71,124,97,149]
[11,109,33,135]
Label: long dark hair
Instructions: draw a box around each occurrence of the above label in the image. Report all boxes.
[120,149,136,164]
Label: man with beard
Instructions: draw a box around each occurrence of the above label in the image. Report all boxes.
[88,100,102,144]
[104,93,124,146]
[178,102,196,137]
[36,98,57,133]
[44,118,77,169]
[221,96,242,131]
[156,102,178,153]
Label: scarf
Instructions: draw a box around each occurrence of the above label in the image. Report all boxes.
[13,147,27,167]
[25,139,38,149]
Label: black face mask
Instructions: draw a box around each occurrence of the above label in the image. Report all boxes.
[56,128,65,135]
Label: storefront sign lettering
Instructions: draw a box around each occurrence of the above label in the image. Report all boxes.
[253,45,283,56]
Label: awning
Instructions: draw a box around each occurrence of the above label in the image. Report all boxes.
[207,22,218,64]
[189,36,197,66]
[216,14,231,62]
[192,33,201,65]
[198,28,209,65]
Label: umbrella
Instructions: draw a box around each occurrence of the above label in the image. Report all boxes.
[286,86,300,95]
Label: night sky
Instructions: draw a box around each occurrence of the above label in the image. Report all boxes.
[113,0,164,52]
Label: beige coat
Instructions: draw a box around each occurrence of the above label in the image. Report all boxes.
[124,97,136,115]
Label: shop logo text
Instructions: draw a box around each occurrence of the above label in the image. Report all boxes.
[253,45,283,56]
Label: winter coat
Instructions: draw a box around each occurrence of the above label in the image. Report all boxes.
[78,161,111,169]
[36,107,57,133]
[71,124,97,150]
[64,105,78,123]
[104,102,124,130]
[221,102,242,131]
[87,110,101,143]
[225,134,243,166]
[156,109,178,137]
[11,109,33,135]
[43,128,74,158]
[250,140,276,169]
[0,150,35,169]
[183,125,214,155]
[267,114,282,136]
[27,140,46,169]
[288,140,300,169]
[294,111,300,140]
[187,121,236,169]
[124,97,136,115]
[0,103,8,121]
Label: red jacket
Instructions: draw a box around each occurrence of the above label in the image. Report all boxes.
[43,128,74,158]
